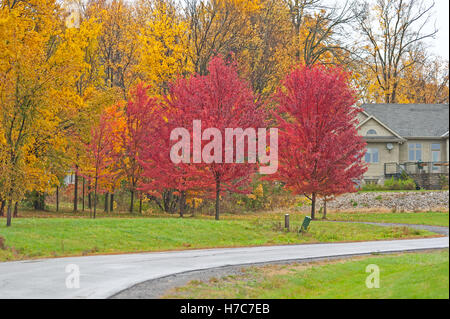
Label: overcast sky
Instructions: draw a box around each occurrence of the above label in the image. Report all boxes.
[429,0,449,59]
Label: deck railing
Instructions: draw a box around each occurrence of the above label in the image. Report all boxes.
[385,161,449,176]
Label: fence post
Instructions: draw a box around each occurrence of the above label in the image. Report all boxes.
[284,214,290,231]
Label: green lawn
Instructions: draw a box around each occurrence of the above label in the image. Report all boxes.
[327,211,449,226]
[165,250,449,299]
[0,216,435,261]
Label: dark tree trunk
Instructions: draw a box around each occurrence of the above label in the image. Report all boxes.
[139,196,142,214]
[82,178,85,211]
[104,193,109,213]
[110,193,114,212]
[73,168,78,212]
[130,190,134,213]
[33,192,45,210]
[311,192,316,220]
[179,191,186,218]
[13,202,18,218]
[6,200,12,227]
[88,185,92,209]
[322,199,327,219]
[56,186,59,212]
[0,200,5,217]
[215,178,220,220]
[93,177,98,219]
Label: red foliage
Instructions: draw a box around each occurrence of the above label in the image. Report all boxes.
[84,111,116,217]
[139,56,265,219]
[268,65,367,219]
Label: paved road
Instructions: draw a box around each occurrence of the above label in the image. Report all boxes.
[0,232,447,299]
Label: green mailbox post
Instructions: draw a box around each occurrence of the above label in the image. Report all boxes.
[299,216,312,233]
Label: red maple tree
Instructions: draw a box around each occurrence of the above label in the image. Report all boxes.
[268,64,367,219]
[132,84,205,217]
[155,56,265,220]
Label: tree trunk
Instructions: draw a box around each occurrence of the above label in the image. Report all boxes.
[56,186,59,212]
[139,196,142,214]
[215,178,220,220]
[104,193,109,213]
[322,198,327,219]
[13,201,18,218]
[88,186,92,209]
[179,191,186,218]
[82,178,85,211]
[130,190,134,213]
[73,168,78,212]
[110,193,114,212]
[6,200,12,227]
[33,192,45,210]
[311,192,316,220]
[0,200,5,217]
[93,177,98,219]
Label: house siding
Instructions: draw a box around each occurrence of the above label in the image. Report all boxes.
[364,142,400,183]
[359,118,396,137]
[399,139,447,163]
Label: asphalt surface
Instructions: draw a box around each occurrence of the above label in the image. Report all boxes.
[112,222,450,299]
[0,220,447,299]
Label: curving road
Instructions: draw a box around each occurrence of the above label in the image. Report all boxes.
[0,223,448,299]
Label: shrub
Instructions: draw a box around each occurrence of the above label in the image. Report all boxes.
[361,183,384,191]
[384,177,416,190]
[361,177,417,191]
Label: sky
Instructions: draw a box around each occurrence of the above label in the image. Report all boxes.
[429,0,449,59]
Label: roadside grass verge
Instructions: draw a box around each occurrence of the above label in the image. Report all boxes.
[0,217,435,261]
[164,250,449,299]
[326,211,449,227]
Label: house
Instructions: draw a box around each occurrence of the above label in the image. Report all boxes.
[357,104,449,189]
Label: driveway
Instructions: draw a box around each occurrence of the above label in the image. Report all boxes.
[0,226,447,299]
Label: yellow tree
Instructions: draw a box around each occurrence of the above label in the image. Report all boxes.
[185,0,261,75]
[88,0,141,98]
[0,0,88,225]
[396,52,449,104]
[135,0,193,94]
[355,0,437,103]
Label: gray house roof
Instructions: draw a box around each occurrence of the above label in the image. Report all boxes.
[362,104,449,137]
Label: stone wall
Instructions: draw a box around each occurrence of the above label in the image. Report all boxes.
[410,173,449,190]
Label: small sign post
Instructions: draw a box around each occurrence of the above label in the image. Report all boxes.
[299,216,312,233]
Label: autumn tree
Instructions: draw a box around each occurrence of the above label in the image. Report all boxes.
[134,84,204,217]
[83,107,118,218]
[0,0,89,225]
[285,0,359,66]
[268,64,367,219]
[167,56,264,220]
[396,51,449,104]
[184,0,261,75]
[136,0,193,94]
[355,0,437,103]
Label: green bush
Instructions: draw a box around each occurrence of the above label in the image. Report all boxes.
[361,177,417,191]
[360,183,385,191]
[384,177,417,190]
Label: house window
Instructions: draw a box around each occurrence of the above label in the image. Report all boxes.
[366,129,377,135]
[408,143,422,161]
[431,143,441,171]
[365,179,379,185]
[365,148,379,163]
